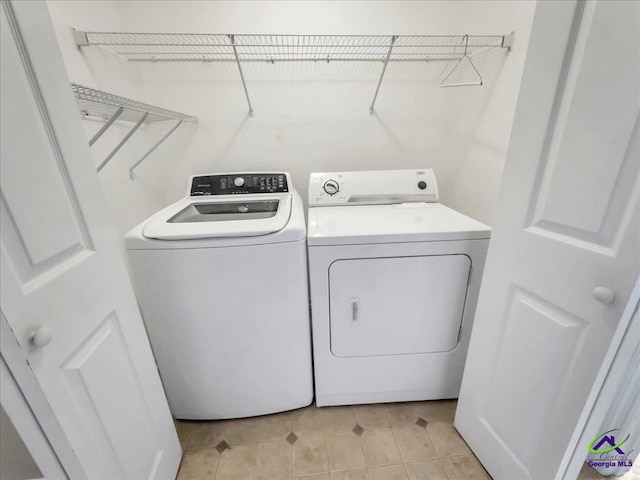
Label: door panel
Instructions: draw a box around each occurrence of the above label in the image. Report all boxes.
[329,255,470,357]
[530,0,638,238]
[455,1,640,479]
[61,313,163,479]
[0,2,181,478]
[481,287,587,475]
[0,5,92,285]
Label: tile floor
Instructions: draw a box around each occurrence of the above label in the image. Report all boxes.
[577,463,608,480]
[174,399,493,480]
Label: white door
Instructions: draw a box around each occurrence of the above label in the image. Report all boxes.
[0,2,181,479]
[455,1,639,479]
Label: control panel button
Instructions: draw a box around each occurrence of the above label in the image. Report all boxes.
[418,181,427,190]
[234,177,245,187]
[323,179,340,195]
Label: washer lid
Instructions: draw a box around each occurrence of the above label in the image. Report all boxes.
[143,193,292,240]
[307,202,491,246]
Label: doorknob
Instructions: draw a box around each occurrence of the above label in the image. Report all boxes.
[593,287,615,305]
[30,327,53,348]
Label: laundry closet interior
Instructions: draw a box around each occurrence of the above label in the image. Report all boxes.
[2,1,638,480]
[47,0,534,232]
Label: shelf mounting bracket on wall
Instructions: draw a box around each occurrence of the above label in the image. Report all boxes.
[97,113,148,172]
[129,119,184,178]
[229,34,254,117]
[370,35,397,115]
[89,106,123,146]
[71,83,197,176]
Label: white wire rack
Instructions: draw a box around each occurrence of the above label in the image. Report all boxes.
[72,83,197,122]
[73,31,514,115]
[71,83,197,175]
[73,32,510,63]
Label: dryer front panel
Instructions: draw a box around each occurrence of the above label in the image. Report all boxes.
[329,254,471,357]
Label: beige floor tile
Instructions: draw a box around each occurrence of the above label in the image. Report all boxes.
[385,403,419,427]
[331,469,369,480]
[175,420,196,451]
[225,417,260,446]
[392,425,438,463]
[292,436,330,477]
[295,475,330,480]
[215,443,257,480]
[404,459,448,480]
[412,400,457,423]
[189,421,227,450]
[177,448,220,479]
[425,422,471,458]
[578,463,607,479]
[327,433,366,472]
[323,406,357,434]
[292,405,325,437]
[440,455,491,480]
[368,464,408,480]
[361,428,402,467]
[355,405,389,429]
[254,439,291,480]
[259,412,292,442]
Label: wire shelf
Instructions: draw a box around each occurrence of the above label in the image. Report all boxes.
[74,32,511,63]
[71,83,197,123]
[71,83,196,175]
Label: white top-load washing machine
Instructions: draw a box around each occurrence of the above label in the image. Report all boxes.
[307,169,491,406]
[125,172,313,419]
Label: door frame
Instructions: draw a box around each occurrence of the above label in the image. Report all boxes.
[1,351,62,479]
[0,313,85,478]
[559,275,640,479]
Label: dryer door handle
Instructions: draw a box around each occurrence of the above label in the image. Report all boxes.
[349,298,359,325]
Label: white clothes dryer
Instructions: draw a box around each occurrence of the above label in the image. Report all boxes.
[125,172,313,419]
[307,169,491,406]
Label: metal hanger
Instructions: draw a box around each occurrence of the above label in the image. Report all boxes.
[440,35,483,88]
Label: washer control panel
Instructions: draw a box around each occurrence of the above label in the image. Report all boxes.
[189,173,289,196]
[309,169,438,206]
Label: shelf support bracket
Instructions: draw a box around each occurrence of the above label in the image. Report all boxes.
[369,35,397,115]
[71,28,89,50]
[89,107,123,146]
[129,119,184,178]
[502,31,516,50]
[229,34,254,117]
[97,112,148,172]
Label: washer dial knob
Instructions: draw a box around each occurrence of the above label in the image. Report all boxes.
[234,177,245,187]
[323,179,340,195]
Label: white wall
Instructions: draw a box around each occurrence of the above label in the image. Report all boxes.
[46,0,535,233]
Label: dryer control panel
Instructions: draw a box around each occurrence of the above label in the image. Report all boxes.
[189,173,289,196]
[309,169,438,206]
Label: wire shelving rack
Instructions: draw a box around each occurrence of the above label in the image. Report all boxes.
[71,83,197,176]
[73,31,514,114]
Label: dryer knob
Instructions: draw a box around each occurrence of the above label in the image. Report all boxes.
[323,179,340,195]
[234,177,245,187]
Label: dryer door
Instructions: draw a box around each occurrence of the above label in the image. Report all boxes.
[329,254,471,357]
